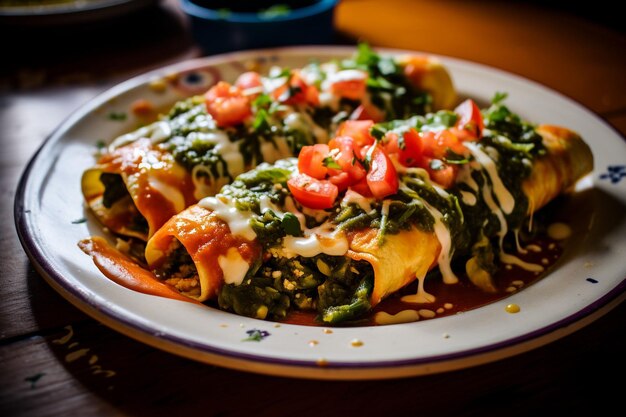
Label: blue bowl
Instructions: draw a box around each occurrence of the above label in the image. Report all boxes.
[181,0,339,55]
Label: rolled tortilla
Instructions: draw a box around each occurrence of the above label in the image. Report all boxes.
[145,205,262,302]
[81,52,458,242]
[141,123,593,309]
[82,138,198,241]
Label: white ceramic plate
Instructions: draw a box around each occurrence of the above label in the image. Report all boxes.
[15,46,626,380]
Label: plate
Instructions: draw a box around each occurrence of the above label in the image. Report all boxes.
[14,46,626,380]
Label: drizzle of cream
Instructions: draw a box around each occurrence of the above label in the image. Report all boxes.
[147,177,186,214]
[374,310,420,325]
[464,142,515,215]
[480,172,544,273]
[421,199,459,284]
[548,222,573,240]
[199,195,257,241]
[217,247,249,285]
[401,270,436,303]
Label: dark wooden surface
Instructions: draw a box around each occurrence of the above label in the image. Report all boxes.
[1,1,625,415]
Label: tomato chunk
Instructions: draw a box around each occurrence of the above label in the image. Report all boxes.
[327,136,367,182]
[329,70,368,101]
[298,144,329,180]
[454,98,483,140]
[272,71,319,107]
[420,129,466,160]
[366,146,399,199]
[335,120,376,148]
[235,71,263,95]
[349,103,385,123]
[423,158,459,189]
[384,128,423,167]
[204,81,252,127]
[287,173,338,210]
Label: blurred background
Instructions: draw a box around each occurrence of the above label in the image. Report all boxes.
[1,0,623,89]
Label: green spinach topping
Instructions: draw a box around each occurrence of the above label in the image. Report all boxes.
[209,94,548,324]
[340,43,432,119]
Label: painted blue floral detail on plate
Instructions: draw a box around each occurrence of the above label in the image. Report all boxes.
[243,329,271,342]
[599,165,626,184]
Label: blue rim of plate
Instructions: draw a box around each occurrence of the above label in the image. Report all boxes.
[13,46,626,380]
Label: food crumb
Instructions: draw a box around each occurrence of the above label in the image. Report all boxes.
[316,358,329,367]
[505,303,521,314]
[350,339,364,347]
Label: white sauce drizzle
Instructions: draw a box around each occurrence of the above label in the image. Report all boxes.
[548,222,572,240]
[460,190,477,206]
[421,200,459,284]
[479,173,544,273]
[456,164,479,191]
[199,196,257,241]
[513,229,528,254]
[374,310,420,325]
[464,142,515,215]
[401,271,436,303]
[109,121,171,150]
[281,223,349,258]
[147,177,185,213]
[341,190,374,213]
[217,247,249,285]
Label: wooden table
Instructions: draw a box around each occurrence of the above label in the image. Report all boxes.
[1,1,624,415]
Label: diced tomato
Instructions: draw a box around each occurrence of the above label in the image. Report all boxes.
[327,136,367,181]
[366,146,399,199]
[297,144,329,180]
[384,128,423,167]
[420,129,466,160]
[349,103,385,123]
[454,98,483,140]
[329,71,368,101]
[235,71,263,94]
[287,173,338,210]
[349,177,373,197]
[423,158,459,189]
[204,81,252,127]
[328,171,351,192]
[272,71,319,107]
[335,120,376,148]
